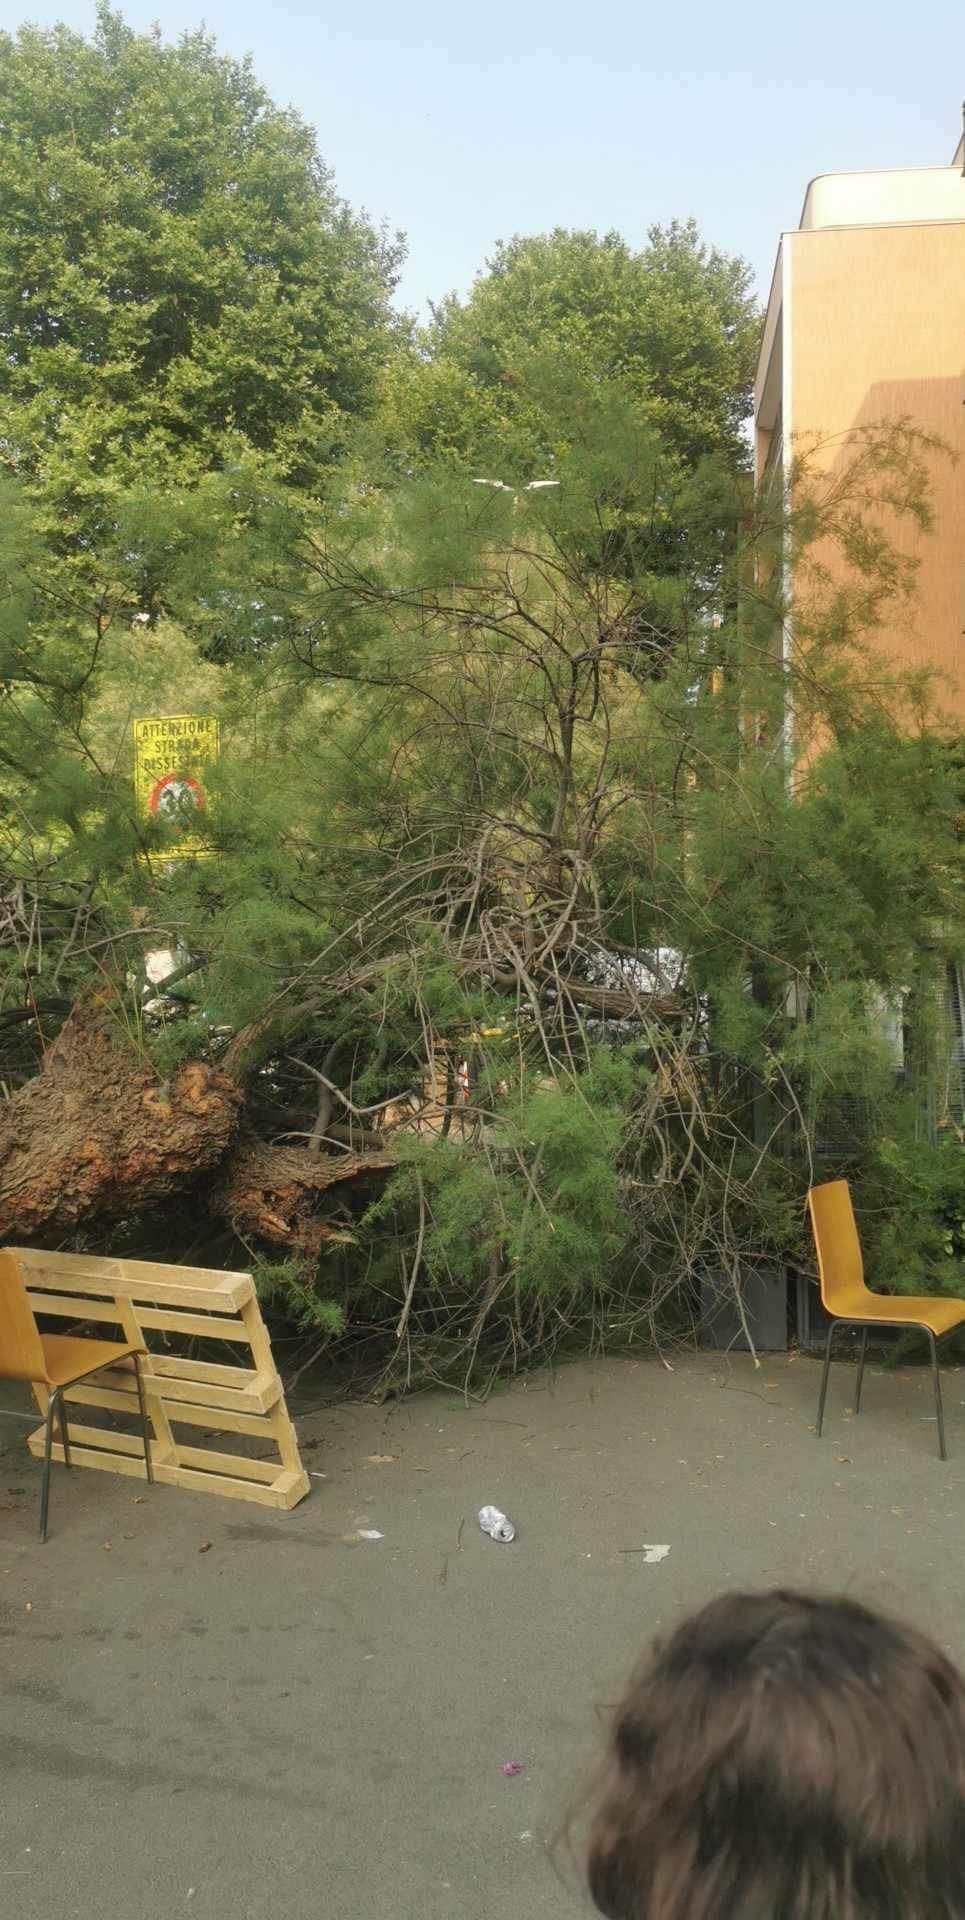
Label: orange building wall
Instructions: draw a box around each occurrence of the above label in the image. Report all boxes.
[788,222,965,719]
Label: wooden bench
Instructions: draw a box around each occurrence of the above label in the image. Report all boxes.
[11,1248,310,1510]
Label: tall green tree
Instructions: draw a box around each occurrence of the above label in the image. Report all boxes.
[0,4,404,507]
[378,222,759,474]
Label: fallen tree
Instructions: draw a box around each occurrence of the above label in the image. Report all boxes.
[0,994,396,1252]
[1,405,961,1393]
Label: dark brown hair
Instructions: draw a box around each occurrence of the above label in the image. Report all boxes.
[587,1589,965,1919]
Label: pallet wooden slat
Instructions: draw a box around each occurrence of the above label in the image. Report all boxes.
[83,1362,281,1415]
[15,1248,254,1313]
[154,1464,302,1508]
[146,1355,263,1389]
[11,1245,309,1511]
[16,1246,253,1292]
[26,1291,126,1325]
[136,1308,257,1342]
[60,1381,284,1439]
[24,1440,298,1507]
[168,1444,282,1482]
[25,1291,255,1345]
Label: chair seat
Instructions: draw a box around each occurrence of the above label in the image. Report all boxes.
[40,1334,142,1389]
[829,1291,965,1338]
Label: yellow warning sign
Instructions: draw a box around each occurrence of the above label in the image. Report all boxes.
[133,715,220,859]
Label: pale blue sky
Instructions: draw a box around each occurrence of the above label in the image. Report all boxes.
[12,1,965,315]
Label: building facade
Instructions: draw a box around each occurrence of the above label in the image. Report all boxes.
[754,124,965,720]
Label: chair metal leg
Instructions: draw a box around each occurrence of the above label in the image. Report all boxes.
[132,1354,154,1486]
[854,1328,868,1414]
[57,1393,72,1467]
[39,1392,58,1543]
[927,1331,947,1461]
[816,1322,837,1437]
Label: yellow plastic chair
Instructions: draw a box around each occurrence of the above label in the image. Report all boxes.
[807,1179,965,1460]
[0,1249,153,1540]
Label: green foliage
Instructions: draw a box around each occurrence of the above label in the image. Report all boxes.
[854,1123,965,1302]
[408,1055,636,1297]
[0,7,403,499]
[253,1257,346,1337]
[144,1013,213,1076]
[378,222,759,475]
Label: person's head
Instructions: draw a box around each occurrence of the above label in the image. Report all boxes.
[587,1589,965,1920]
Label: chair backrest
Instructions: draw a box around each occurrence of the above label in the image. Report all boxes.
[0,1248,47,1383]
[807,1179,866,1313]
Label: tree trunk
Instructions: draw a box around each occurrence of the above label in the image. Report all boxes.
[215,1137,395,1257]
[0,994,242,1240]
[0,993,396,1255]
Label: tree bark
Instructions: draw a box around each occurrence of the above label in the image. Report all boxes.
[0,994,242,1241]
[0,993,397,1253]
[215,1137,395,1257]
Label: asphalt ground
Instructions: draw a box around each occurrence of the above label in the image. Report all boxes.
[3,1346,964,1919]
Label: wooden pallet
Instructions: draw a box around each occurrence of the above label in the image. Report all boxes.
[10,1247,310,1511]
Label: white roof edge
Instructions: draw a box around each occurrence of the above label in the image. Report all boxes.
[798,163,961,229]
